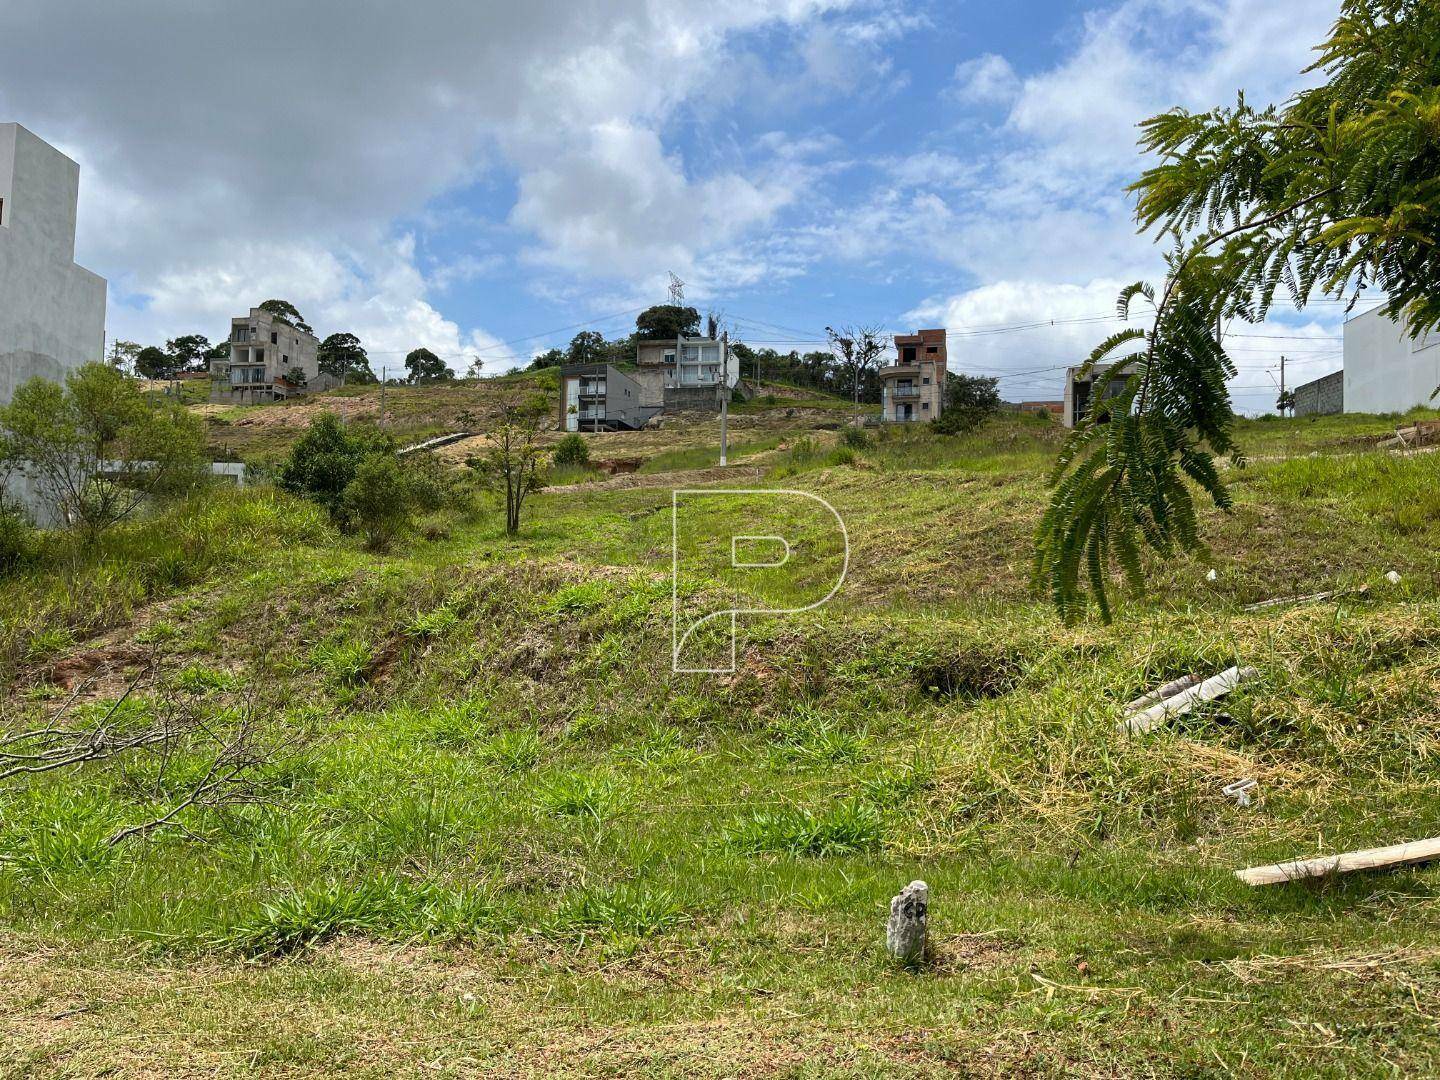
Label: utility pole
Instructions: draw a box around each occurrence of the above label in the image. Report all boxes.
[719,330,730,467]
[380,366,387,428]
[1280,354,1286,407]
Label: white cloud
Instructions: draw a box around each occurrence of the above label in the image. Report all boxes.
[949,54,1021,107]
[0,0,867,350]
[907,279,1130,398]
[861,0,1345,400]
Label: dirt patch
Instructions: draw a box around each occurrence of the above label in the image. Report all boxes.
[44,642,152,692]
[930,932,1024,973]
[915,648,1026,701]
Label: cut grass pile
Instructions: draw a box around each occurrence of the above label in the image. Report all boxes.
[4,408,1440,1075]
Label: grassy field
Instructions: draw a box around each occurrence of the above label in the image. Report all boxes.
[4,405,1440,1076]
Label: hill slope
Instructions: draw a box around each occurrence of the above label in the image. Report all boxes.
[4,410,1440,1076]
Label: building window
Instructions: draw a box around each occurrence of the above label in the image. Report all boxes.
[255,349,265,364]
[271,332,278,345]
[922,377,930,385]
[926,346,938,354]
[902,347,916,363]
[922,402,930,410]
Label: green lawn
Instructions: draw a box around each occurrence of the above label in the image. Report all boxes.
[4,412,1440,1076]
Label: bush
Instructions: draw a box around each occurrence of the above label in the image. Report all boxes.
[932,373,1001,435]
[840,426,872,450]
[278,414,393,522]
[342,454,413,551]
[0,501,35,576]
[553,433,590,468]
[279,415,468,548]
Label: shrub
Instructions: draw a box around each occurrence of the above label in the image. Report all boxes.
[932,373,1001,435]
[553,433,590,468]
[0,501,35,575]
[840,426,872,450]
[278,414,393,522]
[342,454,413,551]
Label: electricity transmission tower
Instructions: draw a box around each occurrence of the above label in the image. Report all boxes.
[668,272,686,304]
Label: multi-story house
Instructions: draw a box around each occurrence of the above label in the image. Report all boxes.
[634,335,731,413]
[210,308,331,404]
[880,329,947,422]
[557,363,658,431]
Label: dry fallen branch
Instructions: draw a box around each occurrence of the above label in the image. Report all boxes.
[3,665,295,849]
[0,665,161,781]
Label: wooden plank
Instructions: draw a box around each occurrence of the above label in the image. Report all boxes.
[1236,836,1440,887]
[1119,666,1258,736]
[1244,586,1367,612]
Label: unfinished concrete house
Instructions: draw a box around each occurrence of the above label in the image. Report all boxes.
[1063,362,1138,428]
[211,308,335,404]
[634,335,731,413]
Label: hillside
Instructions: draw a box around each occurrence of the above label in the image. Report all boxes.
[197,374,866,464]
[5,406,1440,1076]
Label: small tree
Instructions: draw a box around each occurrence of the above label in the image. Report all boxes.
[258,299,313,335]
[277,414,393,522]
[108,340,142,373]
[317,333,375,384]
[284,367,308,388]
[342,454,413,551]
[135,346,176,380]
[166,334,213,373]
[404,347,452,384]
[933,374,1001,434]
[0,364,206,532]
[465,397,548,535]
[635,305,701,340]
[552,432,589,467]
[1275,389,1297,417]
[826,325,886,403]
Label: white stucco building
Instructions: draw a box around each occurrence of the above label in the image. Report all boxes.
[1,124,108,521]
[1342,307,1440,415]
[0,124,107,407]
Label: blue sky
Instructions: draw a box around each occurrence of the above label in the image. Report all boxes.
[2,0,1352,410]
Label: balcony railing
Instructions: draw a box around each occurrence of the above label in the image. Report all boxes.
[889,386,922,400]
[577,409,606,421]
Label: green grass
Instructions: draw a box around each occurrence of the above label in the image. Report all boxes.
[5,408,1440,1075]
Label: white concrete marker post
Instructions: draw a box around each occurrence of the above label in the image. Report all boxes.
[886,880,929,966]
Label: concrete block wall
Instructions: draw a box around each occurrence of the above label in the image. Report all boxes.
[1293,370,1344,417]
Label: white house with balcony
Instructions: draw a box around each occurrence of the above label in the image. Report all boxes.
[634,335,733,412]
